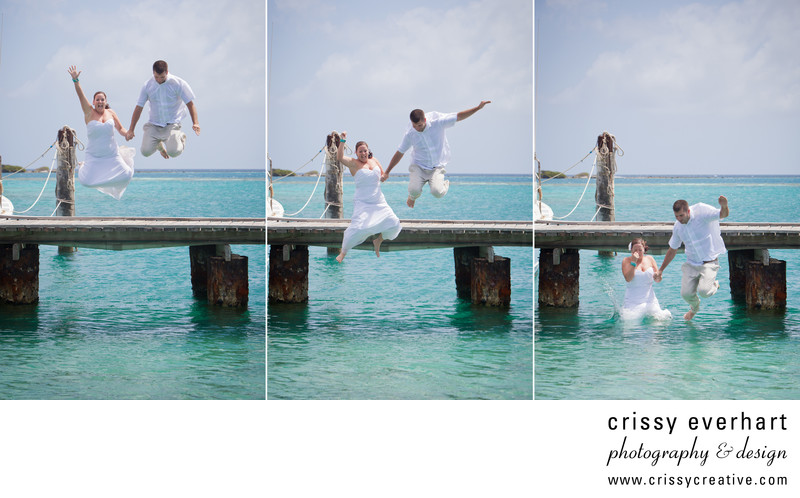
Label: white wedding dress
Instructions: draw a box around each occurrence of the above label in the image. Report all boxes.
[341,167,402,252]
[621,267,672,320]
[79,119,134,200]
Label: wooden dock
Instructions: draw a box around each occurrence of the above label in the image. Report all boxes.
[267,217,533,306]
[1,216,265,307]
[535,220,800,252]
[1,216,265,250]
[267,217,532,250]
[535,220,800,309]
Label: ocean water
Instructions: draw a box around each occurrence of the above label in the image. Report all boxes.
[535,176,800,399]
[268,174,533,399]
[0,169,265,399]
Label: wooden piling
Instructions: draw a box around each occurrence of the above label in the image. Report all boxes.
[207,254,249,307]
[268,244,309,303]
[595,132,617,257]
[454,246,481,299]
[538,248,579,307]
[56,126,77,253]
[470,255,511,307]
[0,243,39,304]
[324,132,345,256]
[746,258,786,310]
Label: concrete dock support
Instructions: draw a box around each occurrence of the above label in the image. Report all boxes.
[471,255,511,307]
[268,244,309,303]
[453,247,511,306]
[454,247,480,299]
[746,258,786,310]
[208,254,249,307]
[190,244,250,307]
[728,249,786,310]
[0,243,39,304]
[538,248,579,307]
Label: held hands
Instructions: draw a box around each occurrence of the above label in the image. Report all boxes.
[654,270,663,283]
[125,129,135,141]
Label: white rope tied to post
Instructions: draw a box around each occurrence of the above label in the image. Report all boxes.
[553,155,597,220]
[282,159,327,217]
[539,146,597,185]
[13,151,58,214]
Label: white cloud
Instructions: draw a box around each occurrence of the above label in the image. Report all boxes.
[554,0,800,117]
[280,1,531,112]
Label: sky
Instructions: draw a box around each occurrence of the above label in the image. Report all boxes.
[267,0,533,176]
[536,0,800,176]
[0,0,265,171]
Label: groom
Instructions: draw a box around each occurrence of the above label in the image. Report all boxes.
[656,195,729,320]
[125,60,200,159]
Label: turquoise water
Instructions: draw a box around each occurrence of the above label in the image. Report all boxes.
[268,174,533,399]
[535,176,800,399]
[1,169,265,399]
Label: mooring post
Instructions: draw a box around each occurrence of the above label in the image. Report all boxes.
[268,244,309,303]
[324,131,345,256]
[538,248,580,307]
[56,126,77,253]
[0,243,39,304]
[595,131,617,257]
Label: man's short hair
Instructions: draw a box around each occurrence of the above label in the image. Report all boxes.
[673,199,689,212]
[410,109,425,123]
[153,60,169,74]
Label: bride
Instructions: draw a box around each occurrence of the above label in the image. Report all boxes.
[621,237,672,320]
[68,65,134,200]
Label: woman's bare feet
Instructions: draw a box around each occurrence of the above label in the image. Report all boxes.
[373,234,384,257]
[336,251,346,263]
[684,309,697,321]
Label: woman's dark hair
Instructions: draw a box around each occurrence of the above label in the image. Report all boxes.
[630,237,649,253]
[93,91,110,109]
[355,141,373,159]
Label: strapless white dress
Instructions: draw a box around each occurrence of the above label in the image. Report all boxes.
[621,267,672,320]
[79,119,134,200]
[341,168,402,252]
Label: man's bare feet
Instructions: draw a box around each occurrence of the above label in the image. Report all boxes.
[336,251,345,263]
[406,197,415,208]
[684,309,697,321]
[373,235,383,257]
[158,143,169,159]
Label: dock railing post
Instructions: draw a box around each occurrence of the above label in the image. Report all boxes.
[324,131,344,256]
[56,126,77,253]
[595,131,617,257]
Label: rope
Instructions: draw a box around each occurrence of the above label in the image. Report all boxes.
[553,155,597,219]
[282,160,327,217]
[13,151,58,214]
[2,141,58,179]
[538,146,597,185]
[271,147,325,181]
